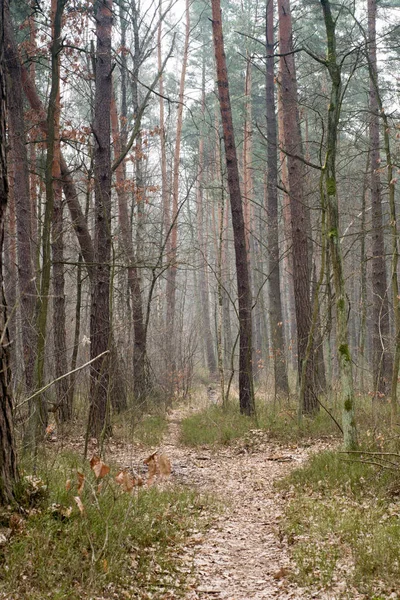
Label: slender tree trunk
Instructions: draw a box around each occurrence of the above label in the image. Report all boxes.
[198,58,217,378]
[278,0,317,413]
[34,0,65,440]
[320,0,357,449]
[49,0,69,422]
[211,0,255,415]
[368,0,391,397]
[0,0,18,503]
[266,0,289,397]
[111,94,147,402]
[88,0,113,438]
[165,0,190,395]
[4,3,37,395]
[277,87,296,372]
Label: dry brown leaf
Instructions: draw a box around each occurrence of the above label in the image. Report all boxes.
[273,567,290,580]
[115,470,134,493]
[158,454,172,477]
[65,479,72,492]
[102,558,108,573]
[90,455,100,470]
[90,455,110,479]
[144,452,158,486]
[77,472,85,495]
[74,496,85,514]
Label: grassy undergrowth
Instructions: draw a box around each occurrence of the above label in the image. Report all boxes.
[180,394,395,449]
[113,411,168,447]
[0,452,208,600]
[180,400,341,446]
[278,451,400,597]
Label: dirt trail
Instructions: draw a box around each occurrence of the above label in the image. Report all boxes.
[112,404,335,600]
[163,408,308,600]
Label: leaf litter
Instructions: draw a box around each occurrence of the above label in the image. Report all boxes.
[108,404,363,600]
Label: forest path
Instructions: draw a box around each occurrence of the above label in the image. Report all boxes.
[111,401,336,599]
[159,404,313,600]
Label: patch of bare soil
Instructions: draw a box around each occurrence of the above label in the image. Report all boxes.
[108,404,351,600]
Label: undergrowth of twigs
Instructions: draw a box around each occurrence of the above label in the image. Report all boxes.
[0,451,209,600]
[278,450,400,597]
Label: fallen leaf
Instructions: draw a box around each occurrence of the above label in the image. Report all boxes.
[273,567,290,580]
[102,558,108,573]
[144,452,158,486]
[90,455,100,470]
[158,454,172,477]
[74,496,85,514]
[77,472,85,495]
[115,470,134,493]
[90,455,110,479]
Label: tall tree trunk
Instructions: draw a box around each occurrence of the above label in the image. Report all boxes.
[88,0,113,438]
[49,0,69,422]
[211,0,255,415]
[320,0,357,449]
[0,0,18,503]
[278,0,317,412]
[198,58,217,378]
[4,3,37,395]
[368,0,392,397]
[35,0,65,440]
[165,0,190,394]
[266,0,289,397]
[111,94,147,403]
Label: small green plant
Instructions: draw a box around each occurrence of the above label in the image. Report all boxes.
[0,452,208,599]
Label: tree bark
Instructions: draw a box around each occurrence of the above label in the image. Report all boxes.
[211,0,255,415]
[197,58,217,378]
[88,0,113,438]
[0,0,18,503]
[165,0,190,394]
[4,2,37,395]
[111,94,147,403]
[266,0,289,397]
[34,0,64,439]
[320,0,357,449]
[278,0,317,412]
[368,0,392,397]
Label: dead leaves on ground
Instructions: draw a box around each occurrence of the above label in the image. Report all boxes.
[64,451,172,514]
[144,451,172,486]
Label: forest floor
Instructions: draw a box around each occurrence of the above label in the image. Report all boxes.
[109,402,360,600]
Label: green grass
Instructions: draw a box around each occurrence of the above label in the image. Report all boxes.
[279,450,400,596]
[0,451,208,600]
[112,411,168,447]
[134,414,168,446]
[179,400,341,447]
[180,403,256,446]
